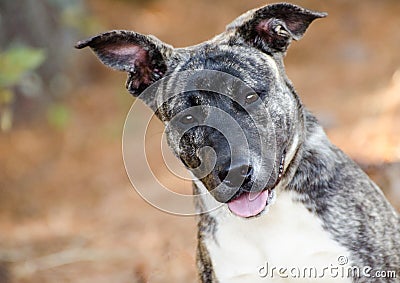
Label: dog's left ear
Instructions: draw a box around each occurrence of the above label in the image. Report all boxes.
[75,30,173,96]
[228,3,327,54]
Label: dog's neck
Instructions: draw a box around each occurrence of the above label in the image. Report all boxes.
[281,109,330,190]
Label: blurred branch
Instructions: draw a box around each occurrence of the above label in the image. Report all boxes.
[11,247,134,279]
[13,248,104,278]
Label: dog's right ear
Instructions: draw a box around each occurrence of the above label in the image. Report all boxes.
[228,3,327,54]
[75,30,173,96]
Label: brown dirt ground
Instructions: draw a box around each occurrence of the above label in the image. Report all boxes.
[0,1,399,282]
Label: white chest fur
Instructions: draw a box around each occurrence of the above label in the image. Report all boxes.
[203,190,352,283]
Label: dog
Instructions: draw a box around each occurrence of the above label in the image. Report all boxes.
[76,3,400,282]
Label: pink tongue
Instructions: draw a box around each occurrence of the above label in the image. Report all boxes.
[228,191,269,218]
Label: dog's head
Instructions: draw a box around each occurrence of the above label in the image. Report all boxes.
[76,3,326,218]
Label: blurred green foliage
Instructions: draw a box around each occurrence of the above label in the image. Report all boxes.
[46,103,70,130]
[0,46,45,87]
[0,46,46,131]
[0,0,102,131]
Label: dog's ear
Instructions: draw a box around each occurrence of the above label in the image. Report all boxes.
[228,3,326,54]
[75,30,173,96]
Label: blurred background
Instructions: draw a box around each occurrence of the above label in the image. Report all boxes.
[0,0,399,282]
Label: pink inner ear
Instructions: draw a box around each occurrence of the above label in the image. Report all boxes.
[109,44,142,56]
[256,18,275,36]
[105,43,153,87]
[256,19,276,42]
[257,17,306,40]
[256,19,268,33]
[285,21,302,36]
[108,44,149,66]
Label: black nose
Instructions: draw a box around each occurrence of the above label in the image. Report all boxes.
[219,163,253,188]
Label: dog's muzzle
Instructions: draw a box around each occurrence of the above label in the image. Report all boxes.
[224,154,285,218]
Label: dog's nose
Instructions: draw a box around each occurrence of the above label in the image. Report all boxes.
[219,163,253,188]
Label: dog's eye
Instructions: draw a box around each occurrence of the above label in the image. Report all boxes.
[180,114,197,125]
[245,93,258,104]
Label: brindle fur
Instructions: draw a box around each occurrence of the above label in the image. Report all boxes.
[76,3,400,282]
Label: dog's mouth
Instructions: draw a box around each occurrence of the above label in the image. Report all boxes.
[227,154,285,218]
